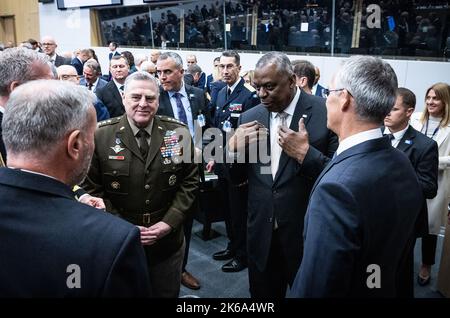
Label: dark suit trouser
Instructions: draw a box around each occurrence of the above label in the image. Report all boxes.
[248,230,288,298]
[422,234,438,265]
[217,177,248,261]
[182,215,194,271]
[182,191,200,272]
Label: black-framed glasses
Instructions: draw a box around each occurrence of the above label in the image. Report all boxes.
[323,88,345,97]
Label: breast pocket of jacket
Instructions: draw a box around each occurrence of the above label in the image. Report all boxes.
[103,159,131,195]
[161,162,184,191]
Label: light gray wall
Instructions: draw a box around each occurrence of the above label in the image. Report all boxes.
[39,1,450,111]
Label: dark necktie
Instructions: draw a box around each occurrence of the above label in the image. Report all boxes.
[88,83,93,91]
[136,129,149,158]
[385,133,395,141]
[227,88,232,98]
[173,92,188,125]
[119,85,124,92]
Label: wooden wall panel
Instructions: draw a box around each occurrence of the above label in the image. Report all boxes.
[0,0,39,45]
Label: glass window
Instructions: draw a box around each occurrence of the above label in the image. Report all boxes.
[95,0,450,60]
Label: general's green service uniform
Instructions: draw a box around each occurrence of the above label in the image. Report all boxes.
[82,115,199,264]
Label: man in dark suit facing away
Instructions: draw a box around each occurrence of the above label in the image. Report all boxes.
[291,55,423,297]
[384,87,438,297]
[227,52,338,298]
[0,80,150,297]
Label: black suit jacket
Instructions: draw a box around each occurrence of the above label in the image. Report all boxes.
[71,57,84,75]
[54,54,69,67]
[396,125,438,237]
[96,81,125,118]
[157,84,211,129]
[231,91,338,284]
[292,137,423,297]
[0,168,151,297]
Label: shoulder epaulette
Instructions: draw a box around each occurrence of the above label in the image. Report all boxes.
[157,115,187,126]
[244,82,256,93]
[97,116,122,128]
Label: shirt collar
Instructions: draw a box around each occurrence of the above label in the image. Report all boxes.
[112,79,125,92]
[271,87,300,119]
[0,105,4,114]
[168,82,187,99]
[127,117,154,137]
[336,128,383,156]
[384,124,409,141]
[227,77,241,95]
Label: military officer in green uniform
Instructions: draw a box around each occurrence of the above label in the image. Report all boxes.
[82,71,199,298]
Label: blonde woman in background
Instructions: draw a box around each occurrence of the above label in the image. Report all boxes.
[241,70,255,89]
[411,82,450,287]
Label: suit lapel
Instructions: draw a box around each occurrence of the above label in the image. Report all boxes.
[116,116,144,162]
[397,126,415,152]
[435,125,450,147]
[254,107,272,187]
[224,78,244,106]
[145,117,165,169]
[159,89,175,117]
[185,85,199,118]
[111,81,123,106]
[274,91,313,185]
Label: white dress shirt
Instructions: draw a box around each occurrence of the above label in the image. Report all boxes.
[336,128,383,156]
[270,87,300,179]
[383,125,408,148]
[168,82,195,138]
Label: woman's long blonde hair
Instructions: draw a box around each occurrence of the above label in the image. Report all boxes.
[420,82,450,127]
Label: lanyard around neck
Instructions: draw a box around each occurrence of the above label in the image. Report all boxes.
[421,118,440,139]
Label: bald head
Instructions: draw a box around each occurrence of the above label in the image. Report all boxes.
[57,65,79,83]
[41,35,58,56]
[150,49,161,63]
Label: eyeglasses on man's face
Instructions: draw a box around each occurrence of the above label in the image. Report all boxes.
[323,88,345,98]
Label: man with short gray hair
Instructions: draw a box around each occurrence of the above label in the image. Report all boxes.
[80,59,107,93]
[0,80,151,297]
[0,47,54,164]
[291,55,423,297]
[82,71,199,298]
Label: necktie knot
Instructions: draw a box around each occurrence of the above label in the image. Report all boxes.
[386,133,395,141]
[119,85,125,91]
[227,88,232,98]
[277,112,289,126]
[88,83,93,90]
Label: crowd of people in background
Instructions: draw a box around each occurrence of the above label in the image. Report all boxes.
[91,0,450,58]
[0,33,449,298]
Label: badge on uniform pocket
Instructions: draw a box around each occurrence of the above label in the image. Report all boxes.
[168,174,177,186]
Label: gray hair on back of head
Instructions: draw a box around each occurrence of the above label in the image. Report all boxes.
[0,47,50,97]
[3,80,96,155]
[124,71,159,95]
[158,52,184,69]
[255,51,294,78]
[334,55,398,124]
